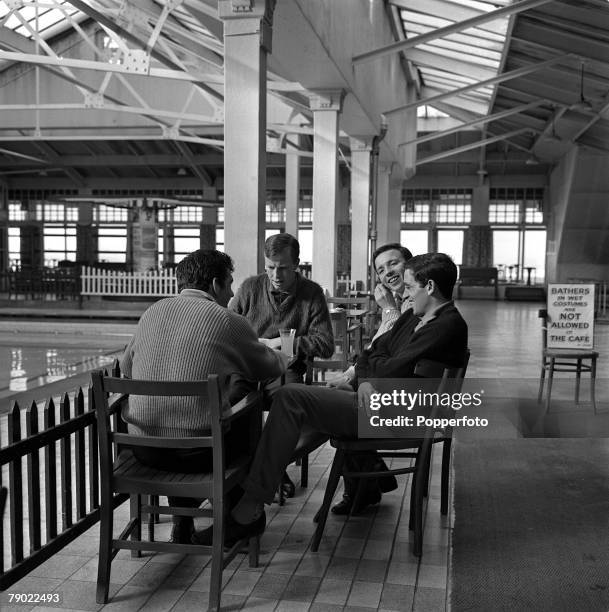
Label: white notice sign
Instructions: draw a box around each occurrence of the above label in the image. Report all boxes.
[547,284,595,349]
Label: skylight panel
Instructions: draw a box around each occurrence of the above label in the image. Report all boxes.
[400,0,512,116]
[0,0,83,40]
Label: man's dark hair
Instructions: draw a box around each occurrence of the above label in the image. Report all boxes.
[405,252,457,300]
[372,243,413,270]
[264,233,300,262]
[175,249,234,292]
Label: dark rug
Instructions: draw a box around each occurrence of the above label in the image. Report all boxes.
[451,439,609,612]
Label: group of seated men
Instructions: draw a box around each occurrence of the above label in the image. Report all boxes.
[120,233,468,545]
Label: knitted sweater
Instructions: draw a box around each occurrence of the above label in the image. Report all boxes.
[230,273,334,374]
[120,289,285,436]
[355,303,468,380]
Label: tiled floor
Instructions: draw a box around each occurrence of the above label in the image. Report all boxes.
[2,300,608,611]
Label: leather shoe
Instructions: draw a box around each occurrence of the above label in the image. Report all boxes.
[331,490,382,516]
[281,472,296,498]
[169,517,194,544]
[191,512,266,548]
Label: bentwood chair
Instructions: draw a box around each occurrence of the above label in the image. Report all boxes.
[311,356,469,557]
[307,309,351,380]
[537,309,598,413]
[91,371,262,612]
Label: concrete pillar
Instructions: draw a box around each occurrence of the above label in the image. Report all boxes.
[349,137,373,287]
[131,199,159,272]
[200,207,218,250]
[376,162,402,246]
[310,90,344,295]
[219,0,274,286]
[76,202,97,265]
[285,136,300,237]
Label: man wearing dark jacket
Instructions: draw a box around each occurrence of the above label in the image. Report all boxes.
[192,252,468,545]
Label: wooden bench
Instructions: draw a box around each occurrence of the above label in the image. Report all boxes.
[457,267,499,300]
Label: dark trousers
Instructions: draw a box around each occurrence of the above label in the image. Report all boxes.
[243,383,359,504]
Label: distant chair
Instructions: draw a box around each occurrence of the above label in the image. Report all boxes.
[91,371,263,612]
[538,309,598,413]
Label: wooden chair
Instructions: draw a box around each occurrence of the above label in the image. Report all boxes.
[327,295,372,353]
[91,371,262,612]
[308,309,351,380]
[310,356,469,557]
[538,309,598,413]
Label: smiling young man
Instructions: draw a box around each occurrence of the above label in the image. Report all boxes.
[193,253,468,546]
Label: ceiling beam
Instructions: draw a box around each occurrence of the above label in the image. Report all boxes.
[384,55,570,114]
[416,127,532,165]
[174,141,213,185]
[33,141,86,187]
[68,0,223,101]
[401,100,546,147]
[353,0,553,64]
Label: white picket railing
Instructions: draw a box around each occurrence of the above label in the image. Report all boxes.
[80,266,177,297]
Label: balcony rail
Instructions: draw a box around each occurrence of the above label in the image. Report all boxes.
[0,362,120,590]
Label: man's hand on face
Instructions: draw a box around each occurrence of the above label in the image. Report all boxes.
[357,381,377,418]
[259,337,282,350]
[374,283,398,310]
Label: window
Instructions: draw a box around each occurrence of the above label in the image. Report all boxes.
[435,202,471,224]
[402,202,430,224]
[215,228,224,252]
[524,229,547,282]
[8,227,20,267]
[401,189,471,224]
[490,188,545,282]
[437,230,463,266]
[400,230,428,256]
[298,207,313,224]
[489,203,520,224]
[493,230,520,280]
[8,202,26,221]
[94,204,128,223]
[298,229,313,264]
[171,206,203,224]
[36,202,78,222]
[173,227,200,263]
[43,225,76,266]
[98,227,127,263]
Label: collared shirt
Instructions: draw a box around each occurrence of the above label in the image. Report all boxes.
[413,300,453,332]
[180,288,216,302]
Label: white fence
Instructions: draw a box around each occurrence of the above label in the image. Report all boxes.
[80,267,177,297]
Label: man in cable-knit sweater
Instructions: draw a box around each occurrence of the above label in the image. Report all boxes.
[120,249,288,543]
[230,233,334,384]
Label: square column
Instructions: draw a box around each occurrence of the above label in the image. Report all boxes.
[377,163,402,245]
[285,135,301,237]
[349,137,373,286]
[310,90,344,295]
[219,0,274,285]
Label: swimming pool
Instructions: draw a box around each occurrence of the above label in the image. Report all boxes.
[1,345,121,393]
[0,319,134,400]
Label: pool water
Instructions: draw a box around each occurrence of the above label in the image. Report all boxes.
[1,345,121,394]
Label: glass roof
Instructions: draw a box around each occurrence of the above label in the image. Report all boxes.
[402,0,511,118]
[0,1,84,40]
